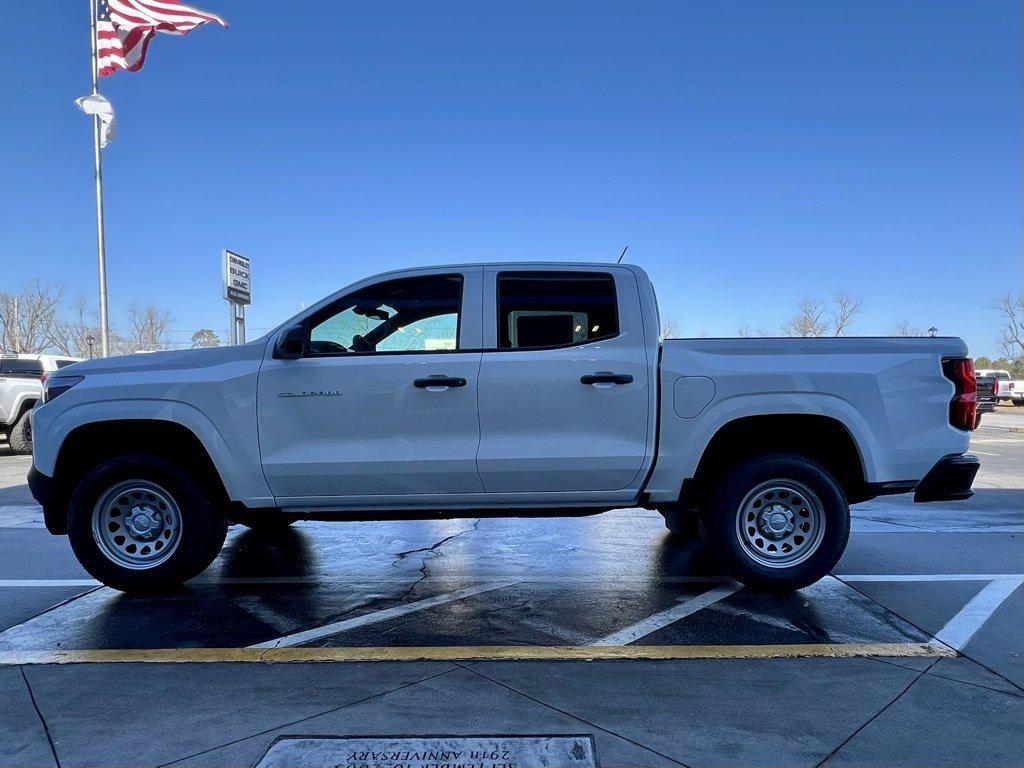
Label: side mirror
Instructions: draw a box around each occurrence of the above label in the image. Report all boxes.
[273,324,305,360]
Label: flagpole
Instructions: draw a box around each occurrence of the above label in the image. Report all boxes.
[88,0,110,357]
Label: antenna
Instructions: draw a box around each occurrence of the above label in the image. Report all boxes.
[616,245,629,264]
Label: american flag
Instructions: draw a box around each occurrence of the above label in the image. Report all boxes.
[96,0,227,77]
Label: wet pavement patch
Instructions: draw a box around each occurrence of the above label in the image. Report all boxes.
[0,576,952,659]
[253,735,598,768]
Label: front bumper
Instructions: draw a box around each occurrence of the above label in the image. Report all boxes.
[914,454,980,503]
[28,463,66,535]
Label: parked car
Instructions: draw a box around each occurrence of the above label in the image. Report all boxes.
[974,373,1000,418]
[975,369,1024,406]
[0,354,82,454]
[1008,379,1024,406]
[29,263,981,592]
[976,369,1013,402]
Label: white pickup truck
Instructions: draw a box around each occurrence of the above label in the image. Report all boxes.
[1,354,82,454]
[29,263,980,593]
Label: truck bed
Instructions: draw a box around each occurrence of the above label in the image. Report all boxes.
[643,336,971,501]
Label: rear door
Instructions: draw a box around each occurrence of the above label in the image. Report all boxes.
[476,267,651,493]
[257,268,485,502]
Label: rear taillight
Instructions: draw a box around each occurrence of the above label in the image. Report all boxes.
[993,379,1000,396]
[942,357,977,431]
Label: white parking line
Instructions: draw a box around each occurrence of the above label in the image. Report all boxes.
[249,581,519,649]
[593,583,742,646]
[839,574,1024,582]
[934,578,1023,651]
[0,579,100,587]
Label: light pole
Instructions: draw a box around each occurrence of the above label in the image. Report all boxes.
[86,334,96,359]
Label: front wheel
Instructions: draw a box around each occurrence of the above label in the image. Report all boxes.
[68,454,227,592]
[699,454,850,590]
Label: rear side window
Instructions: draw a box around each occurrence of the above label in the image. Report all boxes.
[55,359,78,369]
[0,358,43,375]
[497,272,619,349]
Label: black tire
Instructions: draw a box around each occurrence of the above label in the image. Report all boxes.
[661,504,701,538]
[68,453,227,593]
[698,453,850,591]
[8,410,32,454]
[1014,400,1024,407]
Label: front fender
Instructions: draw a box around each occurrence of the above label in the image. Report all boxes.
[33,398,275,506]
[5,391,39,426]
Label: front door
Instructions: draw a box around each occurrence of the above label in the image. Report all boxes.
[476,268,652,493]
[257,269,484,502]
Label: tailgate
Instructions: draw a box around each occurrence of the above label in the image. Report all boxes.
[976,378,997,401]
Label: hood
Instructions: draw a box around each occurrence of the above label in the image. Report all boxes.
[66,340,266,376]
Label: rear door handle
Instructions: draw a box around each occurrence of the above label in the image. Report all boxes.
[580,372,634,386]
[413,375,467,390]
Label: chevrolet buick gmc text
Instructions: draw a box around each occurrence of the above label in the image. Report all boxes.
[28,264,981,592]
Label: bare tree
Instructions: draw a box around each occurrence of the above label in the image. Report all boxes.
[52,299,97,357]
[995,293,1024,361]
[0,281,65,354]
[782,298,827,337]
[890,321,923,337]
[831,292,862,336]
[126,304,173,352]
[738,325,772,338]
[659,317,680,341]
[190,328,221,348]
[782,293,862,338]
[52,299,129,358]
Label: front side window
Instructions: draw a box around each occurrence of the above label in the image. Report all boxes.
[497,272,619,349]
[308,274,462,355]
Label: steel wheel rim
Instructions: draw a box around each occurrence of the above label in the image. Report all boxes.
[735,479,826,568]
[91,480,182,569]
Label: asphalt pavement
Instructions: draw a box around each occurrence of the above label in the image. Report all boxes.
[0,409,1021,767]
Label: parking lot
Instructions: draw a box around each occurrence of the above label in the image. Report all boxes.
[0,409,1021,768]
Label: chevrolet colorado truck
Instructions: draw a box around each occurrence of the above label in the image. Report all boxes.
[28,263,981,592]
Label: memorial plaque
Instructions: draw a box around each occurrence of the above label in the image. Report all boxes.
[253,735,598,768]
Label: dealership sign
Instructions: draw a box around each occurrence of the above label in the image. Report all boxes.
[222,249,251,305]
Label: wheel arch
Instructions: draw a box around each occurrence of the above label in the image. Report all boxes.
[680,413,870,509]
[47,419,231,535]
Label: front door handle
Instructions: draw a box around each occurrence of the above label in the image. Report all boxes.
[413,375,467,390]
[580,372,634,386]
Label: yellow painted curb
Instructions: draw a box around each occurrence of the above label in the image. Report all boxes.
[0,642,955,666]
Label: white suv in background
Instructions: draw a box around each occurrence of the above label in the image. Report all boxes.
[0,354,82,454]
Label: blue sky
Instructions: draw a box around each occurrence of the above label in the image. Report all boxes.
[3,1,1020,354]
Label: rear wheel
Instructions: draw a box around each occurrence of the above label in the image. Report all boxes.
[8,411,32,454]
[68,453,227,592]
[698,453,850,590]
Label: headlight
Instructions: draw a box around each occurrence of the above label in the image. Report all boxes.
[42,375,85,403]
